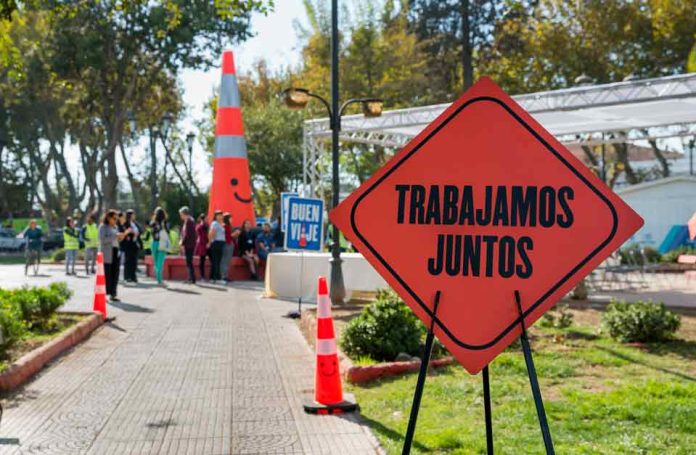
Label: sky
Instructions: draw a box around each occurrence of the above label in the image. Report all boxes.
[173,0,306,187]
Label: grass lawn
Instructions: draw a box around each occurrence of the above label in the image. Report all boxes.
[350,305,696,454]
[0,254,26,265]
[0,314,87,373]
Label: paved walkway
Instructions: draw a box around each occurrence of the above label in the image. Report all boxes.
[0,264,381,454]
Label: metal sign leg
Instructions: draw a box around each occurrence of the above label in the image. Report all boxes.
[514,290,555,455]
[482,365,493,455]
[402,291,441,455]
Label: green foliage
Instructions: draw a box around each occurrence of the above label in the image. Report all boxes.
[602,300,680,343]
[8,282,72,331]
[340,289,423,362]
[0,289,27,350]
[540,303,574,329]
[661,246,696,263]
[0,282,71,350]
[619,244,662,265]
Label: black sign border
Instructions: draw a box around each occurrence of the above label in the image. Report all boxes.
[350,96,618,350]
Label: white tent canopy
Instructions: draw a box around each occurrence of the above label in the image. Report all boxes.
[303,73,696,196]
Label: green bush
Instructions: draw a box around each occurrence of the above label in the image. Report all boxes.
[619,244,662,265]
[5,283,72,331]
[602,300,680,343]
[540,303,574,329]
[340,289,424,362]
[661,246,696,264]
[0,290,27,350]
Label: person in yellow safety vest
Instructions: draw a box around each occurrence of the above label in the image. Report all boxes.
[326,223,352,252]
[141,224,153,254]
[63,216,80,275]
[81,213,99,274]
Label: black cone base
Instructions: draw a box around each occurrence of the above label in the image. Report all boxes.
[303,393,358,415]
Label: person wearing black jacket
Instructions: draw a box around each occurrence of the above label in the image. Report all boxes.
[120,210,140,282]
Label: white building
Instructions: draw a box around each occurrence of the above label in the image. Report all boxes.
[616,176,696,247]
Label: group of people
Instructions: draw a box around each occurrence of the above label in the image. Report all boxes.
[24,207,282,302]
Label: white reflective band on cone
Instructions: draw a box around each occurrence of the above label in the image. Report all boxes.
[316,338,337,356]
[316,295,332,319]
[97,264,104,275]
[94,284,106,295]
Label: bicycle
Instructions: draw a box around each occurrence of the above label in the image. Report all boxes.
[25,248,41,276]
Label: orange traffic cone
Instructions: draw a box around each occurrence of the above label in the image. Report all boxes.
[299,224,308,248]
[207,50,256,225]
[93,252,107,319]
[303,276,357,414]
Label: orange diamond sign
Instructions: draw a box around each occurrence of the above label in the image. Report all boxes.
[330,78,643,374]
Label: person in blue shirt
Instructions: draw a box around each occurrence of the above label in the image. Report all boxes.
[255,223,274,261]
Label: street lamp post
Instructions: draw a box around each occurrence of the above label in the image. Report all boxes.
[283,1,383,304]
[282,90,383,304]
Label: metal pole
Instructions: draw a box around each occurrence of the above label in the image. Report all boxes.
[482,365,493,454]
[514,291,555,455]
[689,138,694,176]
[402,291,441,455]
[329,0,346,305]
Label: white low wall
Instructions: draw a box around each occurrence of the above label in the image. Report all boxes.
[263,252,388,302]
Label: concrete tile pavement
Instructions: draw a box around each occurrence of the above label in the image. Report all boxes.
[0,264,382,454]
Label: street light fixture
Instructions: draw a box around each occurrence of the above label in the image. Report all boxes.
[127,110,136,136]
[281,88,383,305]
[186,132,195,151]
[160,112,174,140]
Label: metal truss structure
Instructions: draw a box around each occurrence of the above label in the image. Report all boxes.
[303,73,696,196]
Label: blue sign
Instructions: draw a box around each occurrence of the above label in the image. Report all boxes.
[285,197,324,251]
[281,192,299,232]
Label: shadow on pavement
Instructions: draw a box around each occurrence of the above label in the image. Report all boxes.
[354,414,429,452]
[105,321,128,332]
[195,283,229,292]
[166,287,201,296]
[108,300,154,313]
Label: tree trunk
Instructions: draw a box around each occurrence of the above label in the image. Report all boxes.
[149,131,158,213]
[119,142,142,213]
[613,142,639,184]
[648,139,670,178]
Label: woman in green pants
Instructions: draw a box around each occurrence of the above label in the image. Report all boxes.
[149,207,170,284]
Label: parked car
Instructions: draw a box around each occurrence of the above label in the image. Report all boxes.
[42,228,64,251]
[0,229,25,252]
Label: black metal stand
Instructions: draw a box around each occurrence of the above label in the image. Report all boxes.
[482,365,493,454]
[402,291,441,455]
[286,250,305,319]
[514,290,555,455]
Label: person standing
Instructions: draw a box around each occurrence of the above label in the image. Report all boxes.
[238,219,259,280]
[178,206,197,284]
[150,207,170,284]
[121,210,140,283]
[82,213,99,274]
[23,219,43,276]
[99,210,127,301]
[63,217,79,275]
[208,210,226,283]
[220,213,239,283]
[195,214,209,281]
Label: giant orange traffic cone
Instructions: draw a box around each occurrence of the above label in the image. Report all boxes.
[93,252,107,319]
[207,50,256,225]
[303,276,357,414]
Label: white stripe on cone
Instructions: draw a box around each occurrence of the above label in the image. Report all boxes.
[316,338,337,356]
[94,284,106,295]
[97,262,104,276]
[317,295,332,319]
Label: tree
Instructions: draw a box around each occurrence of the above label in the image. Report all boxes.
[39,0,272,209]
